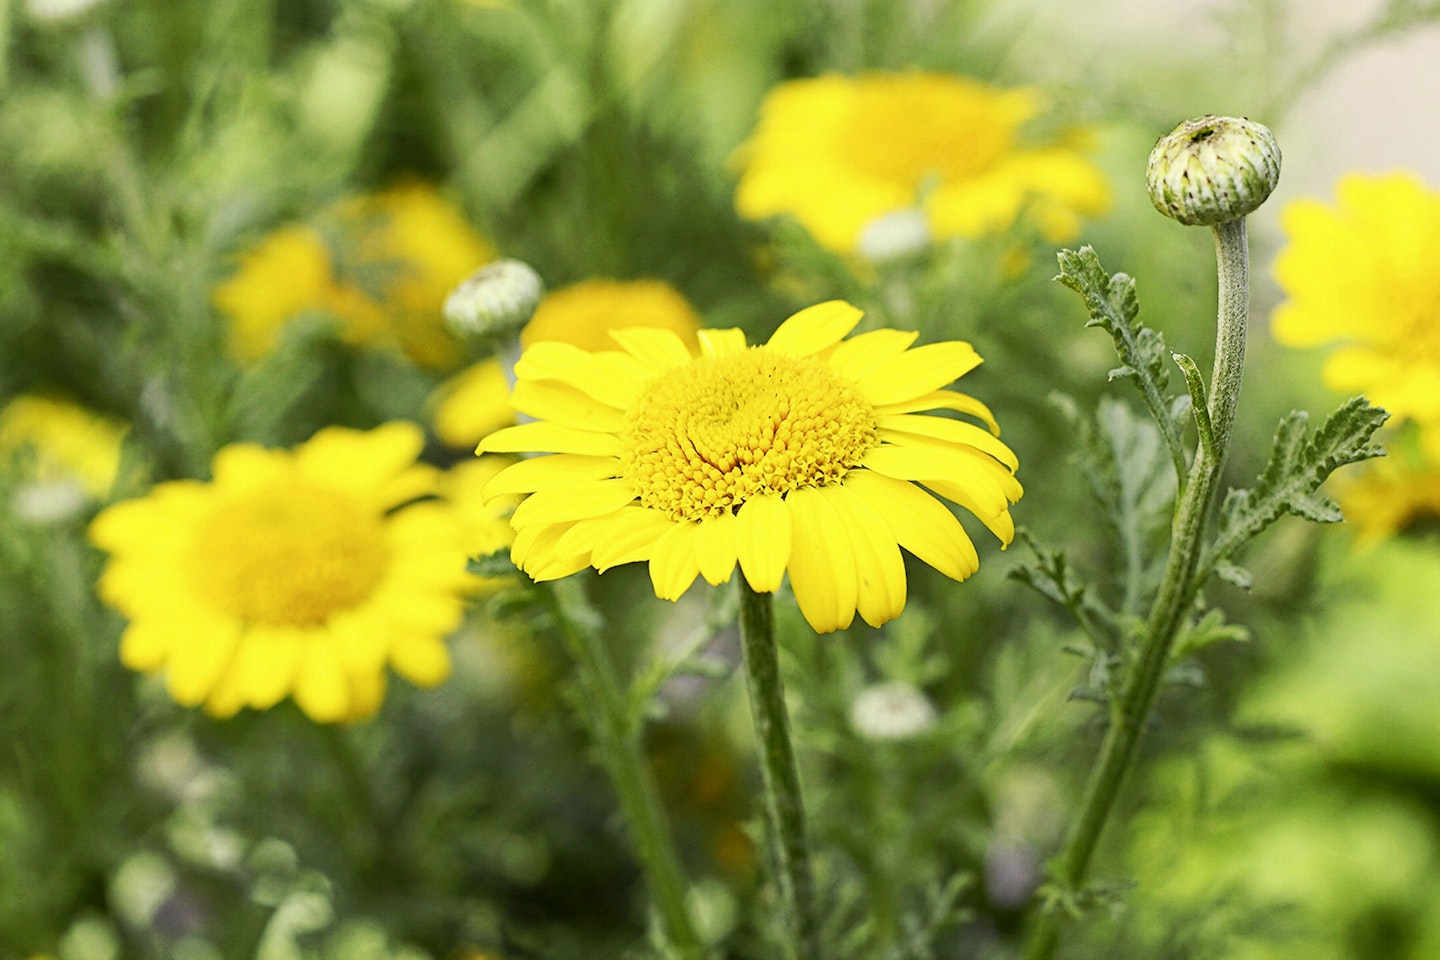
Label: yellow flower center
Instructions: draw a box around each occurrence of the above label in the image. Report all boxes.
[191,486,390,626]
[620,349,878,521]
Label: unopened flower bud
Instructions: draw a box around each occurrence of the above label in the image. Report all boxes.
[1146,116,1281,226]
[849,681,938,741]
[443,259,544,341]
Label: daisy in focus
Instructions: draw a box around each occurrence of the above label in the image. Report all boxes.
[430,278,703,449]
[214,182,494,370]
[733,72,1110,257]
[477,300,1021,633]
[89,422,476,723]
[1271,173,1440,424]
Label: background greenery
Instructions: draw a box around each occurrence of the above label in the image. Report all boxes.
[3,1,1439,958]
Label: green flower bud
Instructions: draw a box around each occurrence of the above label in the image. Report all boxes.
[442,259,544,341]
[1146,116,1281,226]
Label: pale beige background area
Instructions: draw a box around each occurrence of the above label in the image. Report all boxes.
[1003,0,1440,209]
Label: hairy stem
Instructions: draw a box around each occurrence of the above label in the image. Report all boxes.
[544,579,707,960]
[1023,218,1250,960]
[738,580,823,960]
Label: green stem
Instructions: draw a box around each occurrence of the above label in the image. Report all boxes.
[544,579,707,960]
[737,581,823,960]
[1022,218,1250,960]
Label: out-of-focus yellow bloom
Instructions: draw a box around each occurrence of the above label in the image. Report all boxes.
[439,456,520,593]
[1336,422,1440,546]
[0,394,127,496]
[477,300,1021,634]
[733,72,1110,256]
[214,183,494,370]
[429,279,702,450]
[89,422,475,723]
[1272,173,1440,424]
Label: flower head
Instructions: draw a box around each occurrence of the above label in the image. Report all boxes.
[1271,173,1440,423]
[734,72,1109,256]
[477,301,1021,634]
[213,183,494,370]
[89,423,475,723]
[429,278,703,450]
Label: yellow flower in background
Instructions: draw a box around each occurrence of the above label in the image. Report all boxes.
[733,72,1110,257]
[0,394,126,495]
[1336,422,1440,547]
[214,183,494,370]
[439,455,521,593]
[429,278,703,449]
[89,422,474,723]
[1272,173,1440,424]
[477,300,1021,634]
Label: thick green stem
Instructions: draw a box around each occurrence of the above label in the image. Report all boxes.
[1023,218,1250,960]
[544,579,707,960]
[737,581,823,960]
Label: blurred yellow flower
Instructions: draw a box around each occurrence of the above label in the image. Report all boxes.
[429,278,702,449]
[214,183,494,370]
[733,72,1110,256]
[439,455,521,592]
[89,422,474,723]
[1272,173,1440,424]
[477,300,1021,633]
[1336,423,1440,546]
[0,394,126,496]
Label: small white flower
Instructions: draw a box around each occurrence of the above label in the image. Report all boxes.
[849,680,938,741]
[858,208,932,263]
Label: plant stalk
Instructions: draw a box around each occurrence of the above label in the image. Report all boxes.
[738,580,823,960]
[545,579,707,960]
[1023,218,1250,960]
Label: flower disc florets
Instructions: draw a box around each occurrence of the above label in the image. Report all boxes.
[1147,116,1281,226]
[621,349,878,521]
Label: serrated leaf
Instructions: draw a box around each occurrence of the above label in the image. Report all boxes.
[467,548,518,579]
[1010,530,1122,655]
[1056,247,1190,481]
[1172,607,1251,660]
[1214,560,1253,590]
[1202,396,1389,578]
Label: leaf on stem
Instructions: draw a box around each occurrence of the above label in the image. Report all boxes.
[1055,246,1190,482]
[1201,396,1389,578]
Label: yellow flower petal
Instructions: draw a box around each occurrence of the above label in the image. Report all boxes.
[843,469,978,581]
[514,341,649,409]
[873,389,1001,434]
[589,507,680,571]
[390,633,451,687]
[697,328,749,357]
[827,483,906,628]
[608,326,695,373]
[482,454,621,497]
[735,493,791,592]
[511,380,628,433]
[855,341,983,406]
[826,328,919,381]
[479,422,621,458]
[694,511,740,586]
[509,478,638,528]
[765,300,864,356]
[649,521,702,600]
[294,640,350,723]
[165,620,242,707]
[877,414,1019,469]
[784,487,858,633]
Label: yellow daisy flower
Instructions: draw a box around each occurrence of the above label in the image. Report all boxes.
[477,300,1022,634]
[1272,173,1440,424]
[733,72,1110,256]
[214,183,494,370]
[89,422,474,723]
[429,278,702,449]
[0,394,127,496]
